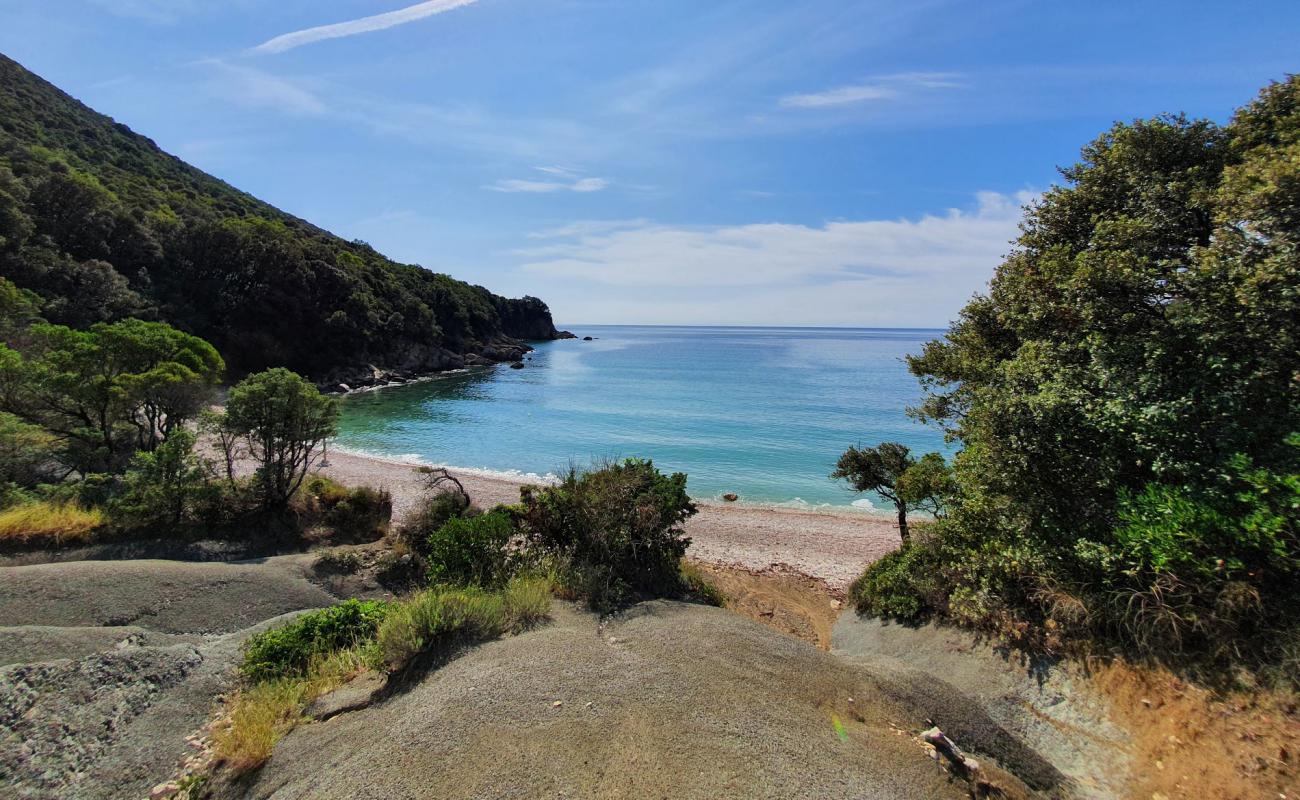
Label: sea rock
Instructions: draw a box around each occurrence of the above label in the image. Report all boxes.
[723,493,739,502]
[555,330,578,339]
[464,354,494,367]
[509,361,526,369]
[582,336,594,341]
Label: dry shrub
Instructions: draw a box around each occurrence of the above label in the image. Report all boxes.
[0,501,103,550]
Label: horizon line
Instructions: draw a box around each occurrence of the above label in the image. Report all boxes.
[554,323,948,331]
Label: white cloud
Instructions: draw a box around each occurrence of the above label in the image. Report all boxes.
[486,169,610,194]
[197,59,327,115]
[253,0,479,55]
[514,192,1034,326]
[780,72,964,109]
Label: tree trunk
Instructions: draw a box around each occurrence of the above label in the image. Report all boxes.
[896,503,910,546]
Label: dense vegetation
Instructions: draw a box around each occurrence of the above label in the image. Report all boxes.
[220,457,715,771]
[0,293,388,549]
[0,54,559,380]
[852,76,1300,685]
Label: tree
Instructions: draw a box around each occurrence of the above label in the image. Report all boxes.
[850,77,1300,678]
[220,368,339,510]
[0,411,56,492]
[0,320,223,473]
[832,443,952,544]
[111,429,208,528]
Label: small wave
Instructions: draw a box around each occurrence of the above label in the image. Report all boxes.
[329,445,561,484]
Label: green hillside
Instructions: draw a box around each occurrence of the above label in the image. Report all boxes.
[0,53,559,381]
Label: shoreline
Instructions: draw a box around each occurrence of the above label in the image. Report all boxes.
[315,447,902,590]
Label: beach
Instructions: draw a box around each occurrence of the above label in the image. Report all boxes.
[318,447,901,590]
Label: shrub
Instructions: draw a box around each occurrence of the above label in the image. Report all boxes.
[517,458,697,609]
[313,549,362,575]
[678,560,726,607]
[0,500,103,550]
[376,577,551,672]
[502,575,554,630]
[398,488,473,557]
[241,599,390,682]
[426,509,516,588]
[108,430,208,531]
[297,475,391,543]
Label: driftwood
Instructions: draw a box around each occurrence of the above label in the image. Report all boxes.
[415,466,470,506]
[922,723,981,780]
[921,720,1009,798]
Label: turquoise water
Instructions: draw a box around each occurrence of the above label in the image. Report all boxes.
[334,326,951,511]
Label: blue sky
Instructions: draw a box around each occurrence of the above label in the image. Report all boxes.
[1,1,1296,327]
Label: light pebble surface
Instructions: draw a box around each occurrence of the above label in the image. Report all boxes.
[316,447,901,589]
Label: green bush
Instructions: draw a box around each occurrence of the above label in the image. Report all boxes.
[298,475,392,543]
[850,544,937,621]
[426,509,517,588]
[108,430,208,530]
[241,599,390,682]
[517,458,697,610]
[375,576,553,672]
[376,585,507,672]
[398,488,473,557]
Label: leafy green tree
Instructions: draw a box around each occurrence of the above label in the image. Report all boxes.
[832,443,952,544]
[0,320,222,473]
[0,411,56,492]
[111,429,208,528]
[853,76,1300,679]
[220,368,339,510]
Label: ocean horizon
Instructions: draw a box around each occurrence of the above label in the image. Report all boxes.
[333,324,952,511]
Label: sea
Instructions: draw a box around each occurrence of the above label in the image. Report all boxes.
[333,325,952,512]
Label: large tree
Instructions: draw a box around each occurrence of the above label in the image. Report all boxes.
[862,77,1300,674]
[220,368,339,510]
[0,319,223,473]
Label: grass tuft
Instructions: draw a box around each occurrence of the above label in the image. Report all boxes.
[679,560,727,607]
[0,501,103,549]
[213,679,309,773]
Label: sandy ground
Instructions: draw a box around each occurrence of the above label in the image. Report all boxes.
[317,448,900,589]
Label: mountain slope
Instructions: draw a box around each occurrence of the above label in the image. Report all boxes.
[0,53,560,380]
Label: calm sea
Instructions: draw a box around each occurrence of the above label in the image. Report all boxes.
[334,326,952,511]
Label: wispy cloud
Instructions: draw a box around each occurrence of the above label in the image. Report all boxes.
[517,191,1032,288]
[780,72,964,109]
[515,191,1033,326]
[487,168,610,194]
[197,59,328,115]
[253,0,479,55]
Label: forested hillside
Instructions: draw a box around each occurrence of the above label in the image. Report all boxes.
[0,54,559,381]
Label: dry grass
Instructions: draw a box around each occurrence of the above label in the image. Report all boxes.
[214,644,378,772]
[0,501,103,549]
[1092,659,1299,799]
[213,679,309,773]
[217,578,554,774]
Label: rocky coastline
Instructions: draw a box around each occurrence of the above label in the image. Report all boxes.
[320,331,577,394]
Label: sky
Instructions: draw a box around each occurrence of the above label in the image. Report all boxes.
[1,1,1296,327]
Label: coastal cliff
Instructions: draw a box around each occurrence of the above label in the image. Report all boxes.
[0,54,562,382]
